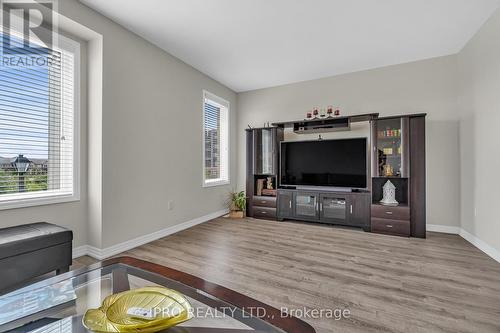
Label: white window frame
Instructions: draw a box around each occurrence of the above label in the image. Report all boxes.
[202,90,230,187]
[0,28,81,210]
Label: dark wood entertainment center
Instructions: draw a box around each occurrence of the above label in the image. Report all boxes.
[245,113,426,238]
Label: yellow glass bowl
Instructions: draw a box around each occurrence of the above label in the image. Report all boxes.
[82,286,193,333]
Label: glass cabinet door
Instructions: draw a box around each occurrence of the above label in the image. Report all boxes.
[294,192,319,220]
[254,128,274,175]
[277,190,294,219]
[374,118,409,177]
[320,195,348,223]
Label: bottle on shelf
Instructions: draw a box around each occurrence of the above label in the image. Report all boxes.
[380,128,403,138]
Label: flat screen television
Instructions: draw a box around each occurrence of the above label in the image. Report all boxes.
[280,138,367,189]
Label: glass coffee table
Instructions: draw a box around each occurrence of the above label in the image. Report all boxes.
[0,257,315,333]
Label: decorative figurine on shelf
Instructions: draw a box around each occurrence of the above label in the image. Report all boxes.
[327,106,333,117]
[380,180,399,206]
[312,107,319,118]
[266,176,273,190]
[383,164,394,177]
[334,108,340,116]
[306,111,312,120]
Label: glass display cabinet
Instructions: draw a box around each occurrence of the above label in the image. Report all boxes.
[253,128,275,175]
[372,117,409,178]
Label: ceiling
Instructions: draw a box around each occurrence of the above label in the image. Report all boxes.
[80,0,500,92]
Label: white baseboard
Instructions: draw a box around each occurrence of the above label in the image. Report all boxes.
[427,224,461,234]
[72,245,89,259]
[72,209,229,260]
[427,224,500,263]
[459,228,500,263]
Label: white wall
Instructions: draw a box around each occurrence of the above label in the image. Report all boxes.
[58,0,238,248]
[0,0,237,251]
[237,55,461,228]
[458,8,500,255]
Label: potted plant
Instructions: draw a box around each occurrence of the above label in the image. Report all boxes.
[229,191,246,218]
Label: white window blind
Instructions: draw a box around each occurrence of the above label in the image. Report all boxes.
[0,29,79,208]
[203,91,229,186]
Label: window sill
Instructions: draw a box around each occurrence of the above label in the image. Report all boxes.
[203,180,230,188]
[0,191,80,211]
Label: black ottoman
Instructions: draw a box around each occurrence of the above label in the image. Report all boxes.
[0,222,73,294]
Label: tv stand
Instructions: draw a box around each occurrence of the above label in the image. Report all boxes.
[277,188,371,231]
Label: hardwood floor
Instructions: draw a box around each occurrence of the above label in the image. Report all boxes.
[74,217,500,333]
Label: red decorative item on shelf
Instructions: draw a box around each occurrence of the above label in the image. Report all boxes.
[312,108,319,118]
[306,111,312,119]
[334,109,340,116]
[327,106,333,117]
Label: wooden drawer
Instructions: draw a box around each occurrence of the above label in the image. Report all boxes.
[253,207,277,220]
[371,217,410,237]
[371,204,410,220]
[253,196,276,208]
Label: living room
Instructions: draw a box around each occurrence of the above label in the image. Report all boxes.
[0,1,499,332]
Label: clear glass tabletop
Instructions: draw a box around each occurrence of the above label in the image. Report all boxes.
[0,262,290,333]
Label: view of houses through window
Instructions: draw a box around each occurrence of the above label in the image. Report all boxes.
[0,34,53,195]
[0,156,48,194]
[0,30,77,200]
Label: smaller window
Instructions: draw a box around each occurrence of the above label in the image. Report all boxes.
[203,91,229,187]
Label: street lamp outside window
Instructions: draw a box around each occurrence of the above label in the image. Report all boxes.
[13,154,31,192]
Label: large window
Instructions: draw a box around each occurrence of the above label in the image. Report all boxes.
[203,91,229,187]
[0,30,80,209]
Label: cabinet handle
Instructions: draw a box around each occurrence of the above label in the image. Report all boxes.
[319,202,323,212]
[350,205,353,214]
[261,201,266,204]
[386,224,393,228]
[386,211,393,215]
[289,201,292,209]
[261,211,267,214]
